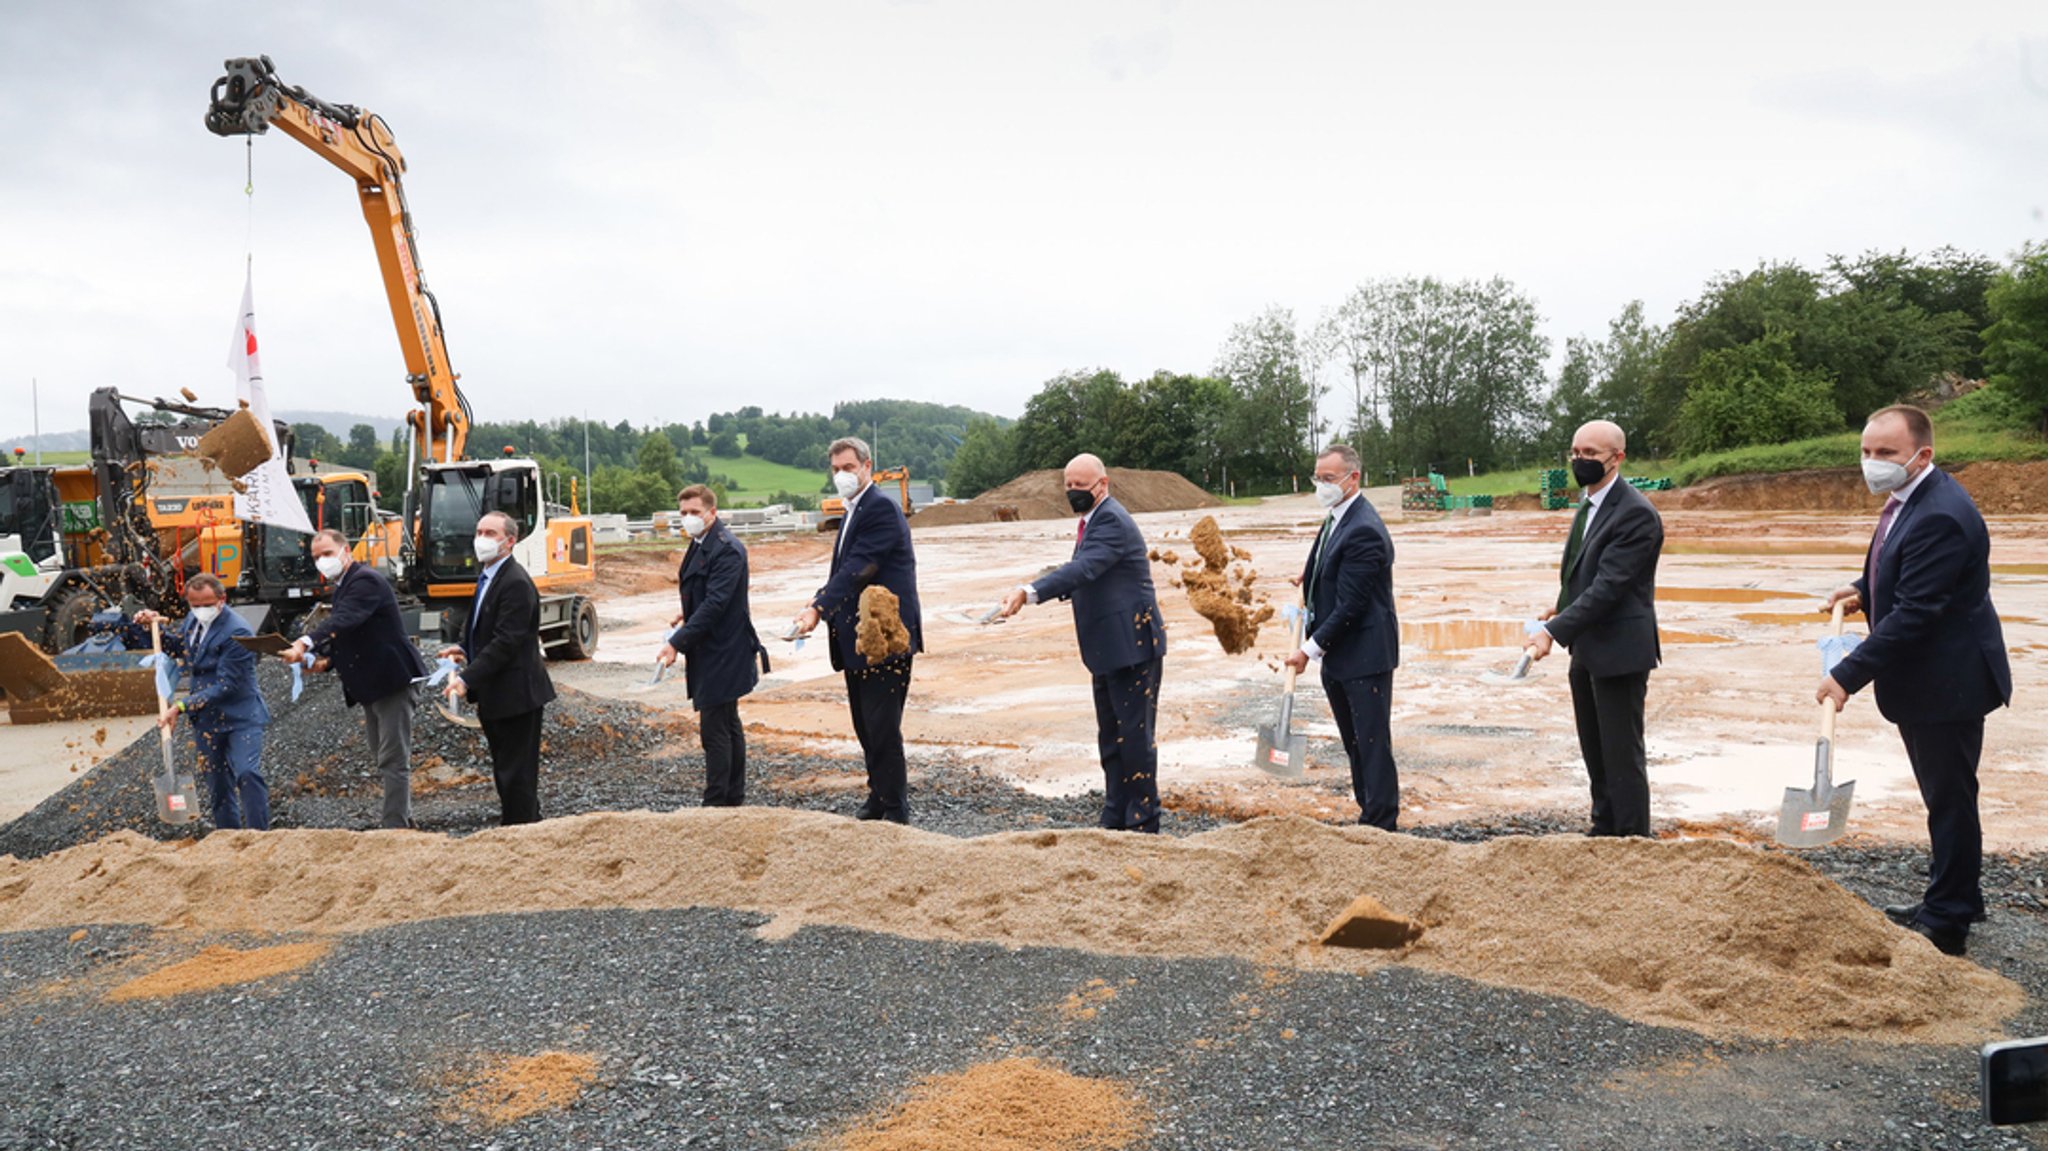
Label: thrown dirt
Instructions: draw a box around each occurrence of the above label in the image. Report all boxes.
[857,585,912,662]
[818,1057,1147,1151]
[443,1051,600,1128]
[0,810,2018,1043]
[194,406,273,479]
[104,940,332,1002]
[1174,516,1273,654]
[914,469,1222,528]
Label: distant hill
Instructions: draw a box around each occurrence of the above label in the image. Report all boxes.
[1,410,403,456]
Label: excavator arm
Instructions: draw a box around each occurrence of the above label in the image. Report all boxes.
[205,55,471,468]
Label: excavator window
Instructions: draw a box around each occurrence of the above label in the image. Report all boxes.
[0,470,60,564]
[335,479,373,543]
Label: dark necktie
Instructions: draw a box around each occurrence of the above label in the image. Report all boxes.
[1304,513,1334,617]
[1556,499,1591,612]
[472,569,491,633]
[1866,498,1900,601]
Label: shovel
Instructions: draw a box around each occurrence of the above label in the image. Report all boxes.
[148,618,199,825]
[1775,600,1857,847]
[1254,612,1308,780]
[1479,643,1540,686]
[436,685,482,729]
[625,659,670,694]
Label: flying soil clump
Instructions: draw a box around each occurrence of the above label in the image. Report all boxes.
[1170,516,1272,655]
[856,586,912,662]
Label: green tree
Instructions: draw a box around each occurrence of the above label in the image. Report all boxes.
[1542,338,1602,458]
[340,423,380,469]
[1983,241,2048,429]
[1649,263,1823,452]
[636,431,681,489]
[291,422,344,462]
[947,418,1016,498]
[708,430,742,458]
[1675,334,1842,455]
[1214,306,1316,488]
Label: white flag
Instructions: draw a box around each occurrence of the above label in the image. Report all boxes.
[225,269,315,535]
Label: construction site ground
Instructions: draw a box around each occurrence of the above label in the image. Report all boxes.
[5,487,2048,1150]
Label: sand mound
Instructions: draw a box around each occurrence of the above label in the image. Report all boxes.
[1659,461,2048,514]
[913,469,1222,529]
[443,1051,599,1127]
[1165,516,1272,654]
[857,585,912,662]
[0,810,2019,1043]
[104,940,331,1002]
[819,1057,1147,1151]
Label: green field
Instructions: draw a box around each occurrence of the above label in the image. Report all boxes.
[703,453,830,505]
[4,450,87,466]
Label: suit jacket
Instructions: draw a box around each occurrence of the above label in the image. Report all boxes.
[1831,466,2011,725]
[1545,478,1663,677]
[670,520,765,709]
[458,557,557,721]
[128,607,270,732]
[1032,496,1166,676]
[305,562,427,707]
[812,484,924,672]
[1300,494,1399,681]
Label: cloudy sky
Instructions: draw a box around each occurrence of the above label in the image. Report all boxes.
[3,0,2046,439]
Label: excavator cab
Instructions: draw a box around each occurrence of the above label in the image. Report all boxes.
[0,467,61,566]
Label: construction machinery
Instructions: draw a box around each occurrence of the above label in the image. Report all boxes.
[816,466,913,533]
[206,56,598,657]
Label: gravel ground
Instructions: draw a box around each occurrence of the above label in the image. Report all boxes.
[1,907,2043,1150]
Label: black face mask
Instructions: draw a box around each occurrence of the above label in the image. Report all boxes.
[1571,457,1608,488]
[1067,488,1098,515]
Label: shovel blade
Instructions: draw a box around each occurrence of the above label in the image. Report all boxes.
[1775,778,1856,847]
[154,735,198,825]
[1254,725,1307,780]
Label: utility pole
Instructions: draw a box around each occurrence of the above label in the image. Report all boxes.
[583,412,591,514]
[31,377,40,464]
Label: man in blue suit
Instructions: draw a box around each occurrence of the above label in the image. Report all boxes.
[132,573,271,830]
[284,529,429,829]
[660,484,767,807]
[1000,454,1166,833]
[1821,405,2012,957]
[792,437,923,823]
[1284,444,1401,830]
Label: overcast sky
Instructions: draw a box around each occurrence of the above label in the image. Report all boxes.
[4,0,2046,440]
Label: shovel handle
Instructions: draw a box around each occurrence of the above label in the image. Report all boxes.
[1828,597,1847,635]
[1816,597,1849,738]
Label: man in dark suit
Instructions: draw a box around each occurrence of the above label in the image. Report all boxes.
[446,511,557,825]
[1000,453,1167,833]
[286,528,428,829]
[1283,444,1400,830]
[133,573,271,830]
[659,484,766,807]
[791,436,923,823]
[1820,404,2011,957]
[1530,420,1665,837]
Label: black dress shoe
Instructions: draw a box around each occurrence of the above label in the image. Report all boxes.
[1883,902,1920,927]
[883,811,910,825]
[1905,919,1968,957]
[854,803,884,821]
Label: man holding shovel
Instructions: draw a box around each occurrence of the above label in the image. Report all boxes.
[1283,444,1401,830]
[657,485,767,808]
[1000,453,1166,833]
[1528,420,1664,838]
[131,573,271,830]
[1818,405,2011,957]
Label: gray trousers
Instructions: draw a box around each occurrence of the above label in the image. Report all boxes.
[361,684,421,829]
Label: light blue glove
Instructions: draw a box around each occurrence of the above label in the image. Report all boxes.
[1523,618,1547,637]
[413,656,460,689]
[138,653,178,702]
[1818,633,1862,676]
[289,651,317,702]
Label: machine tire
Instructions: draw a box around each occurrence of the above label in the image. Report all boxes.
[43,585,107,653]
[555,595,599,661]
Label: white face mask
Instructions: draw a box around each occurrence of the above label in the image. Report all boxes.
[1862,458,1910,495]
[832,470,862,501]
[680,513,707,539]
[474,535,503,563]
[314,554,345,580]
[190,605,221,625]
[1313,480,1346,508]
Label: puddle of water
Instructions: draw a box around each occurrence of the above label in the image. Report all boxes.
[1992,563,2048,576]
[1655,587,1806,604]
[1659,629,1730,645]
[1402,619,1527,651]
[1664,541,1866,557]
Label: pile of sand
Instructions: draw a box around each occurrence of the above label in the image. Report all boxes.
[1162,516,1273,654]
[818,1057,1146,1151]
[0,810,2020,1043]
[913,469,1222,529]
[442,1051,599,1127]
[857,586,912,662]
[104,940,331,1002]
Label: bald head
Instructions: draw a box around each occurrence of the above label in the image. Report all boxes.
[1573,421,1626,455]
[1064,453,1106,486]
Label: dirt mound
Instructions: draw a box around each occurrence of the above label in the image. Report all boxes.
[820,1057,1147,1151]
[442,1051,599,1127]
[0,809,2019,1043]
[1659,461,2048,514]
[105,940,331,1002]
[914,469,1222,529]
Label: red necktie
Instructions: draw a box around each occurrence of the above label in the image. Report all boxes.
[1866,498,1900,599]
[1076,518,1085,542]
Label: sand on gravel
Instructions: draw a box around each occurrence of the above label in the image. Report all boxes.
[104,940,331,1002]
[442,1051,600,1127]
[0,809,2019,1044]
[818,1057,1147,1151]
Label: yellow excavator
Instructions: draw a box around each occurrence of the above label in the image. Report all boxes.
[816,467,913,533]
[206,56,599,656]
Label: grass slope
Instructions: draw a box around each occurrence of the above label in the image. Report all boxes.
[702,453,829,505]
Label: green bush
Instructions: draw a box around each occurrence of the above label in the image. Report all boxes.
[1675,335,1843,455]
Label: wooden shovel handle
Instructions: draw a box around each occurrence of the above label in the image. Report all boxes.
[1817,598,1848,738]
